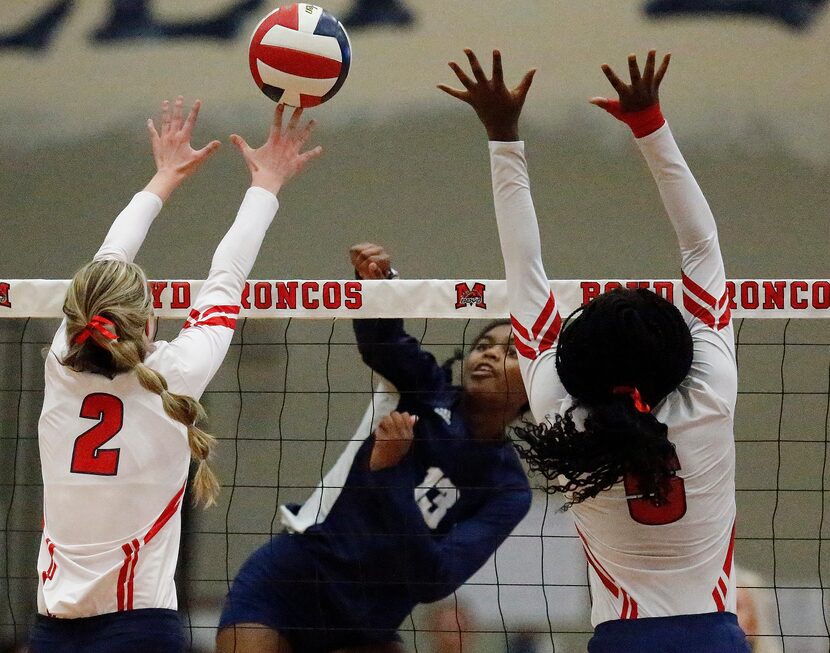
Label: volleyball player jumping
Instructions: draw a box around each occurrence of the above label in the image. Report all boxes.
[216,243,532,653]
[31,99,321,653]
[441,49,748,652]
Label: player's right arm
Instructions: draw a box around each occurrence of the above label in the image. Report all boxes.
[439,49,570,422]
[94,97,220,264]
[349,242,448,399]
[165,105,322,399]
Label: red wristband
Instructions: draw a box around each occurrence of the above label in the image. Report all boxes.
[601,100,666,138]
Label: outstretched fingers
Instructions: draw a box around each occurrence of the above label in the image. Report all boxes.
[654,52,671,88]
[182,99,202,138]
[171,96,184,132]
[286,106,304,135]
[447,60,474,90]
[601,64,629,96]
[627,54,642,86]
[464,48,488,84]
[514,68,536,101]
[160,100,171,135]
[492,49,504,85]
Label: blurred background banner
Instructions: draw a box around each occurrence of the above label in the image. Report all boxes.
[1,2,828,652]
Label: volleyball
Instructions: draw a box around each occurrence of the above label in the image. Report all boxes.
[248,3,352,107]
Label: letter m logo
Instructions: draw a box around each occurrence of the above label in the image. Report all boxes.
[0,282,10,309]
[455,282,487,310]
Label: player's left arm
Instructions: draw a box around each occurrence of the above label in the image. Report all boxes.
[439,49,571,422]
[166,105,321,399]
[93,97,220,263]
[592,51,736,403]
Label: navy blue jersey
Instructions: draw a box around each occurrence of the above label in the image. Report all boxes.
[280,318,532,626]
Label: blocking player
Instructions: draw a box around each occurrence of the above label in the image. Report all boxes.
[30,99,321,653]
[215,243,532,653]
[440,49,748,652]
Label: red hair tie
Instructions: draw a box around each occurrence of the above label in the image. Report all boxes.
[612,385,651,414]
[75,315,118,345]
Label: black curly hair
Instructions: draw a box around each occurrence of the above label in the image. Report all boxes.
[513,288,693,507]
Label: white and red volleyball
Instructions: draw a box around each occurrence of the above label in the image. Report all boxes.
[248,3,351,107]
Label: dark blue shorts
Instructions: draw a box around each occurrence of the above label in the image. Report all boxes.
[218,533,402,653]
[588,612,750,653]
[28,608,185,653]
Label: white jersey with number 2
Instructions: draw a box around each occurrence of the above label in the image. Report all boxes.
[490,123,737,626]
[37,187,278,618]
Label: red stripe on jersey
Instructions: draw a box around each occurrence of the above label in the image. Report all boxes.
[510,316,537,360]
[41,538,57,585]
[126,539,139,610]
[717,304,732,330]
[510,315,530,341]
[538,312,562,354]
[683,293,716,329]
[202,305,241,317]
[723,522,736,577]
[531,293,557,339]
[117,542,134,611]
[711,521,736,611]
[712,587,726,612]
[576,528,619,598]
[577,527,639,619]
[682,273,718,309]
[257,46,342,79]
[193,316,237,329]
[145,484,186,544]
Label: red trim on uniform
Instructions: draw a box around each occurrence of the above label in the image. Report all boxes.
[531,293,557,339]
[717,304,732,330]
[145,484,186,544]
[537,312,562,354]
[510,316,537,360]
[41,538,57,585]
[682,273,718,308]
[711,521,737,612]
[126,539,139,610]
[576,527,639,619]
[117,539,141,611]
[192,316,237,329]
[683,293,717,329]
[202,305,241,317]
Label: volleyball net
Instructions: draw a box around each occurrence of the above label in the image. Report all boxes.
[1,278,828,653]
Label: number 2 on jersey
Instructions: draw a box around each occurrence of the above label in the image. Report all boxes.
[70,393,123,476]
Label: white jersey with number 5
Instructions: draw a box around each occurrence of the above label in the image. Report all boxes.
[490,123,737,625]
[37,187,278,618]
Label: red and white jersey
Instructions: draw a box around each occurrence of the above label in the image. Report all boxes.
[37,186,279,618]
[490,124,737,626]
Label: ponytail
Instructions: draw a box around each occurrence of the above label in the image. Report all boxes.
[62,259,220,508]
[514,396,677,506]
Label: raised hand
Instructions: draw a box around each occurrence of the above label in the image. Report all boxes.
[438,49,535,142]
[349,242,395,280]
[230,104,323,195]
[144,96,221,201]
[370,411,418,472]
[590,50,671,117]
